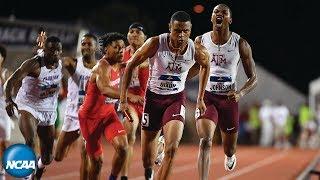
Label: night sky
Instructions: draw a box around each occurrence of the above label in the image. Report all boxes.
[0,0,318,94]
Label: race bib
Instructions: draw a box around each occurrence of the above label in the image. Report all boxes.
[157,75,181,91]
[39,84,59,99]
[105,97,118,104]
[129,69,140,87]
[209,75,235,93]
[141,113,150,127]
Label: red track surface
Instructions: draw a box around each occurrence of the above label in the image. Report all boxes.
[4,143,319,179]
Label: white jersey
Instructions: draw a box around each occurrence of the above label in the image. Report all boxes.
[15,57,63,112]
[65,58,92,119]
[201,32,241,95]
[0,76,5,108]
[0,74,13,140]
[148,33,195,95]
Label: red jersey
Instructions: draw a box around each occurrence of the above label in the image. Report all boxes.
[78,66,120,133]
[123,46,149,96]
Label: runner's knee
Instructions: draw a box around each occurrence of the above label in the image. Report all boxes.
[199,137,213,150]
[127,133,136,146]
[115,141,128,157]
[80,142,87,159]
[90,157,103,172]
[164,142,179,159]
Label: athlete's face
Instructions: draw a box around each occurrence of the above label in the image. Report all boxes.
[44,42,62,62]
[169,20,192,48]
[105,40,125,63]
[81,37,97,58]
[211,5,232,29]
[127,28,146,48]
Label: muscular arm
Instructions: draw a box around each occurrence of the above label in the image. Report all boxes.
[120,37,159,103]
[187,63,200,80]
[138,59,149,69]
[94,60,122,99]
[0,68,10,85]
[62,56,77,75]
[4,58,40,102]
[238,37,258,97]
[194,39,210,101]
[187,36,203,80]
[91,60,143,105]
[2,69,11,82]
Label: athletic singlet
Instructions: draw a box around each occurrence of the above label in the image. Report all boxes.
[123,47,140,88]
[201,31,241,95]
[65,58,92,119]
[148,33,195,95]
[104,68,120,104]
[15,57,62,111]
[79,80,114,119]
[123,46,149,96]
[0,75,5,109]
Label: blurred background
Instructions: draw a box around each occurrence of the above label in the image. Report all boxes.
[1,0,320,179]
[1,0,319,147]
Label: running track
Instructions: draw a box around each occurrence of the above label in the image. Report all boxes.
[29,143,320,180]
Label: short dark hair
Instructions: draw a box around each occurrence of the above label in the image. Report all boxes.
[129,22,146,34]
[83,33,98,42]
[99,32,127,51]
[170,11,191,23]
[215,4,232,17]
[45,36,61,46]
[0,44,7,61]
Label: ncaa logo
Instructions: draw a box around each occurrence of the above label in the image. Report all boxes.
[1,144,36,178]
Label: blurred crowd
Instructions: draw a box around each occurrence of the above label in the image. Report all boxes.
[237,100,320,149]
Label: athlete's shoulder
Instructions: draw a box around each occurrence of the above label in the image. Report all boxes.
[194,35,202,44]
[231,31,241,38]
[124,46,131,52]
[97,58,109,66]
[195,31,211,43]
[146,36,160,45]
[14,56,41,77]
[63,56,77,63]
[95,59,111,72]
[139,36,159,56]
[239,36,249,45]
[202,31,212,38]
[239,36,251,50]
[22,56,41,68]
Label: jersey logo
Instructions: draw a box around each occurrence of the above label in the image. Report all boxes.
[210,76,232,82]
[212,54,227,66]
[158,75,181,81]
[166,62,183,73]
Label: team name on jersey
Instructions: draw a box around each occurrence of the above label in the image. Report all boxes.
[158,51,173,59]
[166,62,183,73]
[79,75,90,81]
[42,75,59,81]
[212,53,227,66]
[210,82,235,92]
[159,82,177,89]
